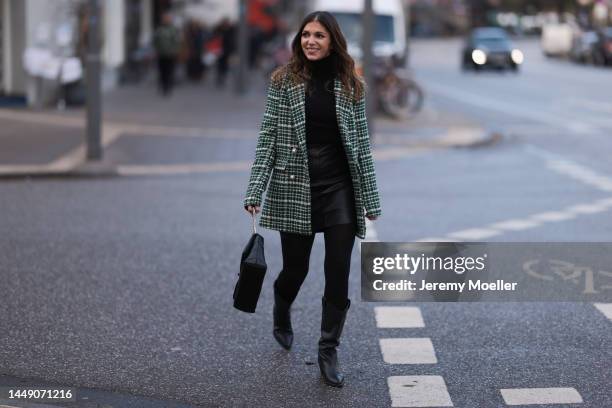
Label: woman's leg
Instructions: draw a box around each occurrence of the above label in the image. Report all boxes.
[322,223,356,309]
[275,231,316,304]
[319,222,355,387]
[273,231,315,350]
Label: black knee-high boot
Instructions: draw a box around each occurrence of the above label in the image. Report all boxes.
[318,297,350,387]
[273,280,294,350]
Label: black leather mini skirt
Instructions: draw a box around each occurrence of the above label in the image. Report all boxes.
[310,178,357,233]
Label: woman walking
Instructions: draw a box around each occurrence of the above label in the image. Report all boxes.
[243,11,381,387]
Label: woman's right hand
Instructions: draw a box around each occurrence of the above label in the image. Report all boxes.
[246,205,260,215]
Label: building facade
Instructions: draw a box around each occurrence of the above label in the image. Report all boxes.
[0,0,154,106]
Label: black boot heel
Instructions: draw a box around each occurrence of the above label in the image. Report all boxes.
[273,280,294,350]
[318,297,350,387]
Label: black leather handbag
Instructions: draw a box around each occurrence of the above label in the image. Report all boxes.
[233,213,267,313]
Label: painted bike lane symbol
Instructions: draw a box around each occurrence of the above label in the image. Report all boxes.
[523,259,612,294]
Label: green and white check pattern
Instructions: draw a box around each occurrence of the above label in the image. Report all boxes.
[244,76,382,239]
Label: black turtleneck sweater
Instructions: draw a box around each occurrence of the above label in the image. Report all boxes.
[305,55,351,188]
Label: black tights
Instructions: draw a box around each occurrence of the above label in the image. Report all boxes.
[275,223,356,310]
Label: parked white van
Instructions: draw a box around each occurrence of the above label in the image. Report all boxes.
[310,0,407,64]
[541,23,574,56]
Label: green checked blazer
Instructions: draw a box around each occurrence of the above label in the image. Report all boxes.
[243,73,382,239]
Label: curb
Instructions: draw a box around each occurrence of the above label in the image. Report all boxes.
[376,127,503,150]
[444,130,504,149]
[0,130,503,179]
[0,161,119,180]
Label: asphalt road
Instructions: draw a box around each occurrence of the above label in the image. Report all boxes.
[0,38,610,407]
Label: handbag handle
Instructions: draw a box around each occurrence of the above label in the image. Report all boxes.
[251,212,257,235]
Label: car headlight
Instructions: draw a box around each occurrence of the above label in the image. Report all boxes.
[471,49,487,65]
[511,49,524,64]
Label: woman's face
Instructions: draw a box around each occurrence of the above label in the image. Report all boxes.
[301,21,332,61]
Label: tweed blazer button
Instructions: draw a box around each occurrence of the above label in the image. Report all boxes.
[289,174,295,179]
[292,147,297,153]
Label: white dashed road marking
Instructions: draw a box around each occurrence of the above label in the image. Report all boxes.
[525,145,612,192]
[545,161,612,192]
[379,338,437,364]
[500,387,583,405]
[388,376,453,407]
[490,219,541,231]
[593,303,612,321]
[446,227,499,240]
[375,307,425,328]
[530,211,576,222]
[415,237,457,242]
[569,202,610,214]
[375,307,449,405]
[419,196,612,242]
[418,146,612,242]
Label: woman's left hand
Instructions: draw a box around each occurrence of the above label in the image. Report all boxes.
[366,214,378,221]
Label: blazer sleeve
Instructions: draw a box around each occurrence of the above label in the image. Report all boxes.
[354,91,382,217]
[243,83,281,208]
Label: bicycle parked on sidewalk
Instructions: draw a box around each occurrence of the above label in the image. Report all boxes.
[372,56,424,120]
[356,55,424,120]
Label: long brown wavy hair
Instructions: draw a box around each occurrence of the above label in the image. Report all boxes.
[271,11,364,101]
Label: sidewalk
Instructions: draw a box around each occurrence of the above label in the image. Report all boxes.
[0,75,498,178]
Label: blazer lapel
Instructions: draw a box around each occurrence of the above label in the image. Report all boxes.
[334,78,357,156]
[335,78,353,141]
[288,82,307,152]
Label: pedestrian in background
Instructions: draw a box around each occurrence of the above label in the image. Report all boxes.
[153,12,181,96]
[184,19,206,82]
[213,18,236,88]
[247,0,279,69]
[243,11,381,387]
